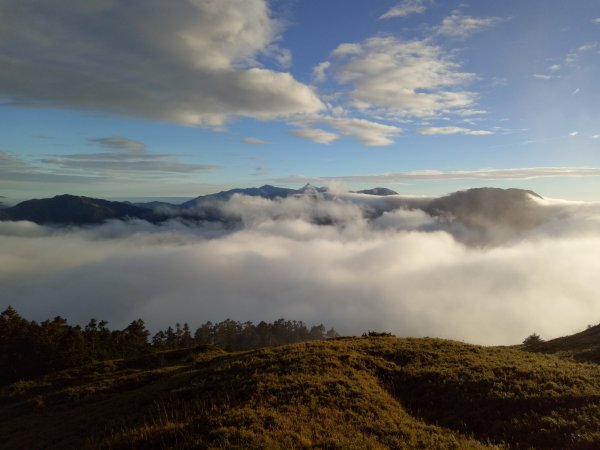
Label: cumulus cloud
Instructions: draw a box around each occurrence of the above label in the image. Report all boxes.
[3,192,600,346]
[436,13,504,38]
[0,0,323,127]
[418,126,493,136]
[328,37,477,118]
[380,0,428,20]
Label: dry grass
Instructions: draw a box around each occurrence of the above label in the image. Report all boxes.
[2,338,600,449]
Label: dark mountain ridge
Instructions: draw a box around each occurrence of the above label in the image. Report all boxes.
[180,184,298,209]
[0,187,546,231]
[0,194,165,225]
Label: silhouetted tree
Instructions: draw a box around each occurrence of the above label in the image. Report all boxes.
[523,333,543,348]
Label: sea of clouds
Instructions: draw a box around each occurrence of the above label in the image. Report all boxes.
[2,191,600,345]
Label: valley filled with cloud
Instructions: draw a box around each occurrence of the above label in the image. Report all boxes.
[2,189,599,345]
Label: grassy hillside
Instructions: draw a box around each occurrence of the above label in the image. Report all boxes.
[528,323,600,364]
[2,337,600,449]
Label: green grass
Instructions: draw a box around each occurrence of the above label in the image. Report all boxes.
[2,337,600,449]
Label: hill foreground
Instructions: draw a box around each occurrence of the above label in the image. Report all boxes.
[2,337,600,449]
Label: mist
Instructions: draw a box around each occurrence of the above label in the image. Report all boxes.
[2,191,600,345]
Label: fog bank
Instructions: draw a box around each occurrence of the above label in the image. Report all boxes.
[2,192,600,345]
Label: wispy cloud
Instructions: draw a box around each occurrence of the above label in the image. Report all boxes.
[41,136,216,176]
[0,150,104,184]
[278,167,600,184]
[565,42,599,66]
[312,61,331,84]
[569,131,579,137]
[319,117,403,146]
[242,137,268,145]
[90,136,147,153]
[418,126,492,136]
[291,128,339,145]
[436,13,504,38]
[380,0,427,20]
[292,117,404,146]
[533,74,556,80]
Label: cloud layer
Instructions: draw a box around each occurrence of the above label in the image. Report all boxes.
[2,191,600,346]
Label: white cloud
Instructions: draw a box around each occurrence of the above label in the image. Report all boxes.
[593,135,600,139]
[312,61,331,84]
[418,126,492,136]
[570,131,579,137]
[291,116,403,146]
[3,194,600,345]
[319,117,403,146]
[565,42,599,66]
[436,13,504,38]
[533,74,554,80]
[242,137,268,145]
[548,64,561,72]
[291,128,339,145]
[0,0,323,127]
[573,88,580,95]
[329,37,477,118]
[380,0,427,20]
[594,18,600,24]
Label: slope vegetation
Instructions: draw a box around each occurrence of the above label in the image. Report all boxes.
[2,337,600,449]
[530,323,600,364]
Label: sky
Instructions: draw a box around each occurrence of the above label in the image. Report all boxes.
[1,0,600,203]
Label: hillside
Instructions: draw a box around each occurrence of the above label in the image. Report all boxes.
[424,187,546,231]
[529,323,600,364]
[0,195,164,225]
[3,337,600,449]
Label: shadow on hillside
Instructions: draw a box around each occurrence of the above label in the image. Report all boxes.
[379,370,600,449]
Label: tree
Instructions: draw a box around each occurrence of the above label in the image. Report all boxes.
[523,333,543,348]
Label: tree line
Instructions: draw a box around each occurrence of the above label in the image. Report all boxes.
[0,306,338,385]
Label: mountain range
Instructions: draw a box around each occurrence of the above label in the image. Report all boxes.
[0,185,545,235]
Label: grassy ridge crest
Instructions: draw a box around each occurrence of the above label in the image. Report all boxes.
[3,337,600,449]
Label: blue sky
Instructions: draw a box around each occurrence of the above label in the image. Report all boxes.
[1,0,600,202]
